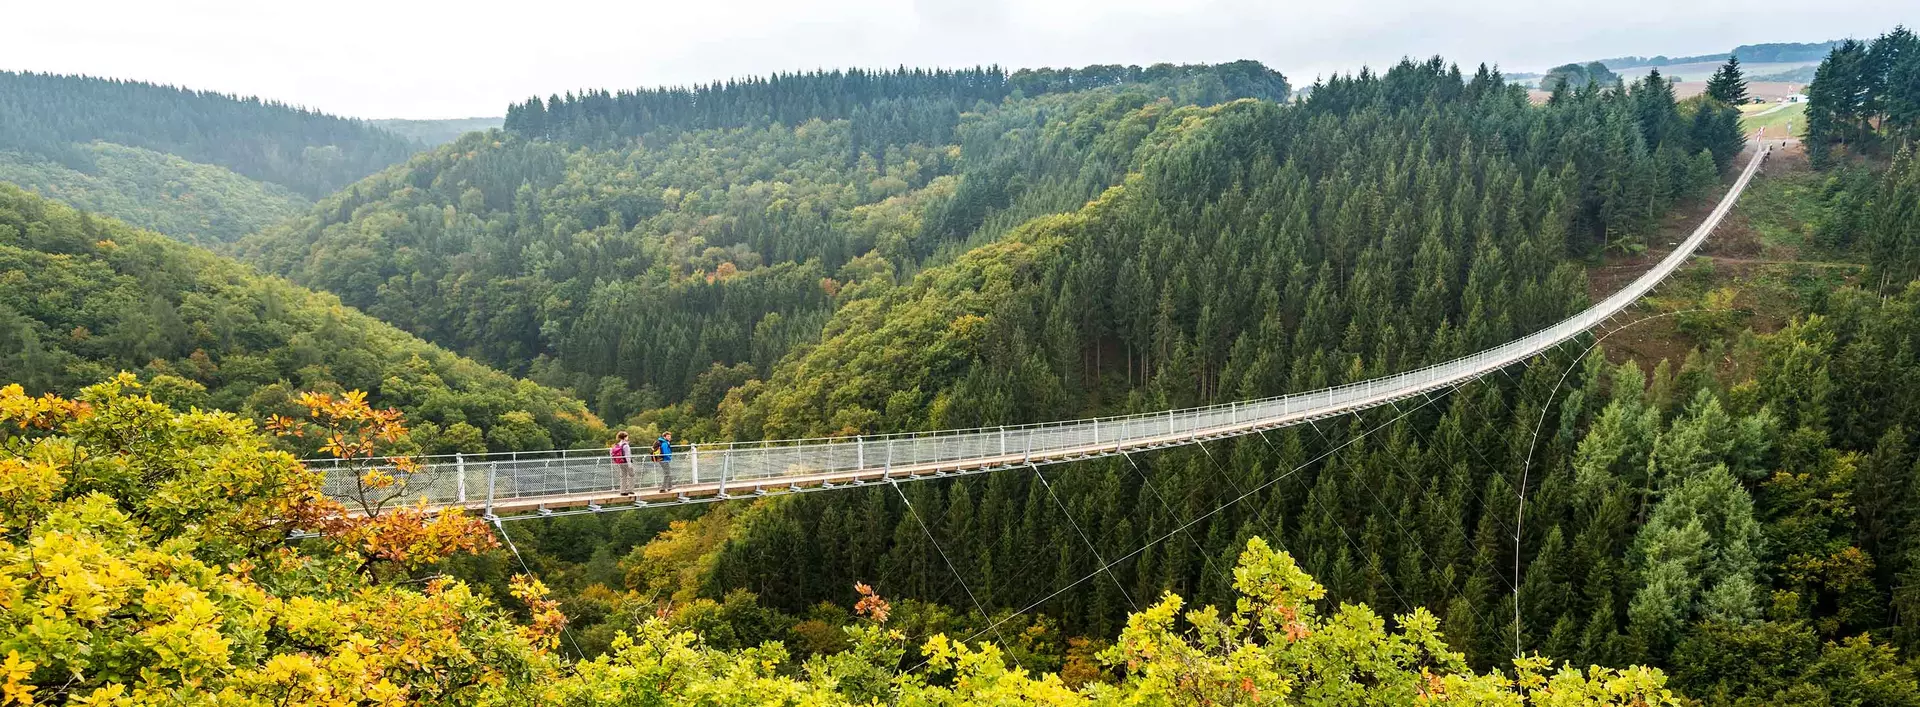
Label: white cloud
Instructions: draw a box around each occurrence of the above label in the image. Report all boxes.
[1,0,1910,118]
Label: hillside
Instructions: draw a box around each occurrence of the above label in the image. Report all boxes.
[0,183,604,455]
[1598,40,1841,70]
[0,71,415,198]
[0,141,309,246]
[238,62,1294,424]
[12,26,1920,703]
[488,52,1920,704]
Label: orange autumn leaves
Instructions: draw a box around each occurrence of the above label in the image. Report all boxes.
[269,388,496,571]
[267,390,418,475]
[3,377,493,573]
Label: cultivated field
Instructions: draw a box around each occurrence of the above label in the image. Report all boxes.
[1611,59,1820,82]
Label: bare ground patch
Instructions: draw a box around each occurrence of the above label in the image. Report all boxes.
[1581,141,1852,372]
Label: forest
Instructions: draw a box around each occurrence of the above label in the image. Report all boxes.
[0,142,310,246]
[0,72,440,248]
[2,27,1920,703]
[0,71,417,198]
[504,62,1290,146]
[240,61,1299,422]
[0,184,605,456]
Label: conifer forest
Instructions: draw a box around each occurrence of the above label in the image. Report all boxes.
[4,14,1920,705]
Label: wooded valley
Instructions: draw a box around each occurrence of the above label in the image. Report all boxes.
[3,28,1920,704]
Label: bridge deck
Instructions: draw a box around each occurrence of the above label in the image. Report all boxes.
[314,145,1770,522]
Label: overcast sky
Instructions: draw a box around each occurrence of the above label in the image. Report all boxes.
[3,0,1912,119]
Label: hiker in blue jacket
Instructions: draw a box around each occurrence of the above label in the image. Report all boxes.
[655,431,674,491]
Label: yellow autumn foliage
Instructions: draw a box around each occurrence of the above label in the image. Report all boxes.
[0,377,1683,705]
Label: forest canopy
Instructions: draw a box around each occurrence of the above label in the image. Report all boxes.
[0,141,309,246]
[505,61,1291,147]
[0,376,1682,704]
[0,183,604,455]
[0,71,415,198]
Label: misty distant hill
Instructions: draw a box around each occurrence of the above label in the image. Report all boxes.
[370,117,504,147]
[1596,40,1840,70]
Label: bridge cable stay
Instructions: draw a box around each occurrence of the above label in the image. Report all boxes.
[1198,428,1443,626]
[1031,464,1141,613]
[1508,308,1728,659]
[1244,423,1424,615]
[1200,431,1421,620]
[887,479,1031,673]
[1184,441,1288,552]
[912,386,1456,672]
[1388,365,1539,544]
[1335,378,1532,599]
[1377,390,1530,599]
[489,516,589,661]
[1257,388,1504,632]
[1118,451,1234,590]
[931,345,1537,673]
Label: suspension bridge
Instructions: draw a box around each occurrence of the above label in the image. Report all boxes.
[316,144,1772,522]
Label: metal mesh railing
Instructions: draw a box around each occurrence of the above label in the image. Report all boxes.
[313,146,1769,512]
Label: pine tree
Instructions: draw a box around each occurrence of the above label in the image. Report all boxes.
[1705,56,1749,105]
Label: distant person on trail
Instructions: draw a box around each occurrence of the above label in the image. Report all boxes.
[655,431,674,492]
[610,431,634,493]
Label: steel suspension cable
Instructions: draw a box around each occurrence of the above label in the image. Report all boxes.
[491,517,588,661]
[888,479,1028,672]
[1031,464,1140,613]
[1119,452,1233,588]
[1509,308,1726,658]
[916,387,1453,670]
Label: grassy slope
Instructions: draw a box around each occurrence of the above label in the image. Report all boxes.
[1594,145,1865,368]
[1740,102,1806,139]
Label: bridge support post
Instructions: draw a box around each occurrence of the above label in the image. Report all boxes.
[857,436,865,470]
[485,462,497,517]
[691,445,700,485]
[719,450,730,497]
[1230,402,1237,425]
[999,427,1006,456]
[456,453,467,504]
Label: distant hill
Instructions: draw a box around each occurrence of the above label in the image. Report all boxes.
[238,62,1294,421]
[1596,40,1841,70]
[370,117,504,146]
[1752,65,1820,83]
[0,71,415,198]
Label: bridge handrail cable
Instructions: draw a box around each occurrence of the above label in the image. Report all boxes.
[311,145,1766,510]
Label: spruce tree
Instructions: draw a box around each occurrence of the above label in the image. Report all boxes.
[1705,56,1749,105]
